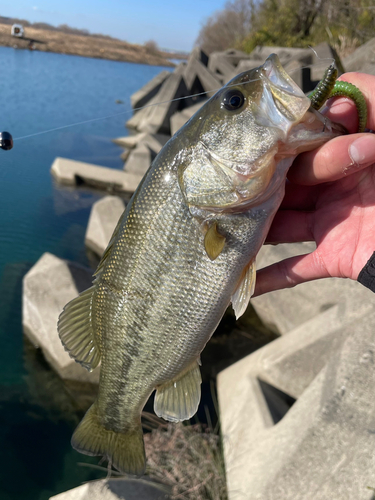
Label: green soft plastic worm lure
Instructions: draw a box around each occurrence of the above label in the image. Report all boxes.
[309,63,367,133]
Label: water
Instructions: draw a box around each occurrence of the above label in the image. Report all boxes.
[0,46,170,500]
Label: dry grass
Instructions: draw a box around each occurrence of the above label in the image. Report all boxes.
[0,23,173,66]
[331,34,361,59]
[143,412,228,500]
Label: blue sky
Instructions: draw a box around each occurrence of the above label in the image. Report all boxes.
[0,1,228,52]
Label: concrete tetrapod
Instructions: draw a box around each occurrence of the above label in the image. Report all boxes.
[49,478,170,500]
[85,195,125,258]
[22,252,99,384]
[218,303,375,500]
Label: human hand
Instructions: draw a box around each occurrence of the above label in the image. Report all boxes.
[254,72,375,296]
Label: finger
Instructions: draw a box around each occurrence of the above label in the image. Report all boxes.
[265,210,314,244]
[324,73,375,132]
[288,133,375,185]
[253,251,330,297]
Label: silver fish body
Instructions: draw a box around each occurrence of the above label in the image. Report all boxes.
[58,54,345,475]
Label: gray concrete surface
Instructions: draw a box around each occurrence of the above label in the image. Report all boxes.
[113,133,169,152]
[50,478,170,500]
[131,70,171,110]
[183,56,222,97]
[127,72,189,135]
[343,37,375,75]
[124,142,152,175]
[249,45,312,66]
[85,195,125,257]
[51,157,142,194]
[251,242,374,334]
[22,252,99,384]
[218,304,375,500]
[190,46,209,66]
[208,51,237,83]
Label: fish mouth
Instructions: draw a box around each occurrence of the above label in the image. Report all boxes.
[254,54,312,134]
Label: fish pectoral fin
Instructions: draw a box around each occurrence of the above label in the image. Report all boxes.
[58,286,101,371]
[204,222,226,261]
[154,361,202,422]
[231,260,256,319]
[72,403,146,476]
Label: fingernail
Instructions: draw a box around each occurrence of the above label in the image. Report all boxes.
[349,135,375,167]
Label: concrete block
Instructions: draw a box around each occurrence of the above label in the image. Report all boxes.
[126,98,155,130]
[208,52,237,83]
[112,133,147,148]
[85,195,125,257]
[343,37,375,75]
[22,253,99,384]
[183,56,222,97]
[190,46,209,66]
[126,72,189,135]
[124,142,152,175]
[218,304,375,500]
[113,133,169,151]
[252,242,374,334]
[138,73,189,135]
[50,478,169,500]
[130,70,170,110]
[235,58,260,74]
[120,148,130,162]
[221,48,253,67]
[249,45,312,66]
[51,157,143,194]
[170,101,206,135]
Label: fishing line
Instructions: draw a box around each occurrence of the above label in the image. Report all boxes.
[12,60,327,143]
[307,45,335,66]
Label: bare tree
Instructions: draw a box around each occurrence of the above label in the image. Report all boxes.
[195,0,254,54]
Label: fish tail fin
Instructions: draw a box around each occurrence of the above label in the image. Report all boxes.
[72,403,146,476]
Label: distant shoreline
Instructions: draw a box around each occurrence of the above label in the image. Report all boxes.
[0,23,179,67]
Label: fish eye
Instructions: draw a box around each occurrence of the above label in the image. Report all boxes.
[222,89,245,111]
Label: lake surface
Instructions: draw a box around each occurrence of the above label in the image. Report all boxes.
[0,46,170,500]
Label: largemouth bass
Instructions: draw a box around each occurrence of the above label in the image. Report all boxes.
[58,54,345,475]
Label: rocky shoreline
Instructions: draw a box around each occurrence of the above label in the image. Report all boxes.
[0,22,175,66]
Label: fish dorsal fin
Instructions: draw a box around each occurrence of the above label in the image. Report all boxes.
[231,260,256,319]
[154,361,202,422]
[58,286,100,371]
[204,222,226,261]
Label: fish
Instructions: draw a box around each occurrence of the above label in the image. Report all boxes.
[57,54,345,476]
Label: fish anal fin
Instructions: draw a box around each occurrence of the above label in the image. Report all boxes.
[231,260,256,319]
[58,286,100,371]
[72,403,146,476]
[204,222,226,261]
[154,361,202,423]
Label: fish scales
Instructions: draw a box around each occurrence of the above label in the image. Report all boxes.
[58,54,347,475]
[94,152,265,426]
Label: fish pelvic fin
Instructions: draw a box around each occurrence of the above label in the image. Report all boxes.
[154,360,202,423]
[58,286,100,371]
[204,222,226,261]
[231,259,256,319]
[72,403,146,476]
